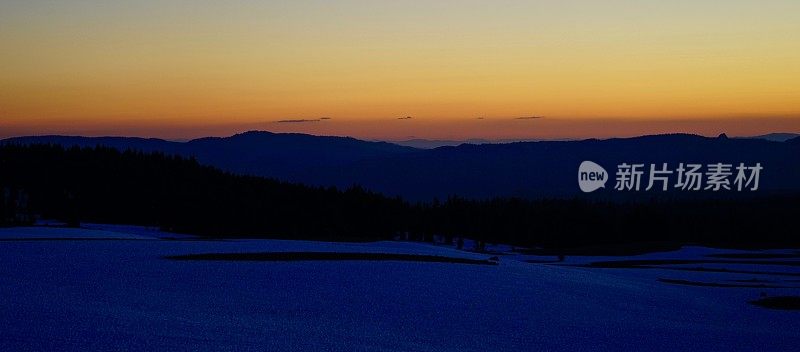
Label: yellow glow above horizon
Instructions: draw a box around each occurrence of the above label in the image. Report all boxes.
[1,0,799,139]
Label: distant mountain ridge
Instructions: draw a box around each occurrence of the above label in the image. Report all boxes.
[386,138,489,149]
[740,132,799,142]
[4,131,799,200]
[387,137,560,149]
[392,133,799,148]
[4,131,418,180]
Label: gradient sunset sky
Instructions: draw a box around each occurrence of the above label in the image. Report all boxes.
[1,0,799,140]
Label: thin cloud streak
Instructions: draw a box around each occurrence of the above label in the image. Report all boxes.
[275,118,332,123]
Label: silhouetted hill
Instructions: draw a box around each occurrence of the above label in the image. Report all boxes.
[3,131,418,180]
[314,134,800,200]
[185,131,418,178]
[4,132,799,200]
[387,138,546,149]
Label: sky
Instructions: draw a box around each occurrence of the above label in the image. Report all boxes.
[1,0,799,140]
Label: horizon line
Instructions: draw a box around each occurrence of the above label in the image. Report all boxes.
[2,129,798,144]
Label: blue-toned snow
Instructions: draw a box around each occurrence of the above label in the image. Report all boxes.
[0,225,798,351]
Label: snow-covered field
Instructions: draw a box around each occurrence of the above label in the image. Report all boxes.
[1,225,798,351]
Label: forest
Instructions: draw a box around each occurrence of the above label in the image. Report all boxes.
[1,144,798,249]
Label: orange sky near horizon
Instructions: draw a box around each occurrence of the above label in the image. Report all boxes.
[1,0,799,140]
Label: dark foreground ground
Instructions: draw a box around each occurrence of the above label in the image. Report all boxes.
[1,226,799,351]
